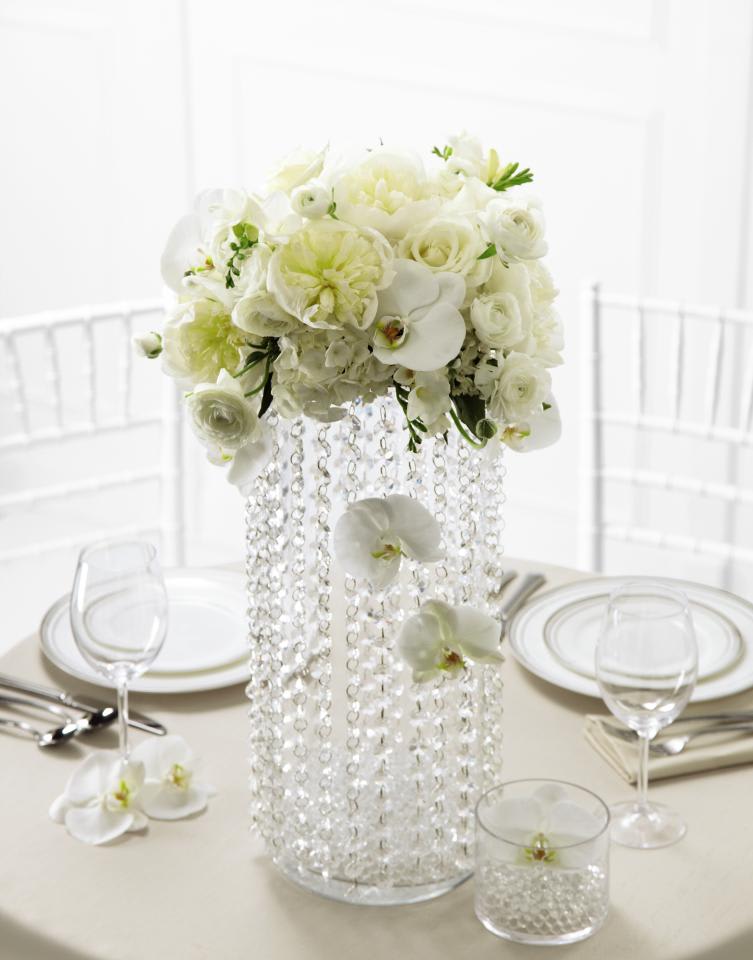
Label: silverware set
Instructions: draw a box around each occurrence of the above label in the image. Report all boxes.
[0,674,166,749]
[601,713,753,756]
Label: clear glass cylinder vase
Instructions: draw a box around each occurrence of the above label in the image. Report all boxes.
[245,397,506,905]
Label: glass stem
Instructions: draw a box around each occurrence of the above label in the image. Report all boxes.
[637,732,650,809]
[117,680,130,761]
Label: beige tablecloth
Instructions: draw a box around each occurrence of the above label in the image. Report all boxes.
[1,558,752,960]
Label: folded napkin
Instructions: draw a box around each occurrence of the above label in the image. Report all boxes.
[584,714,753,783]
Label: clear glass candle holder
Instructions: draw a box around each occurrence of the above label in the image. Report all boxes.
[475,779,610,945]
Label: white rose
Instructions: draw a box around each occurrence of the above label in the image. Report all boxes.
[162,299,247,388]
[487,352,551,423]
[470,293,529,351]
[397,217,492,289]
[266,146,327,195]
[268,219,394,331]
[333,150,439,240]
[480,196,548,261]
[290,181,331,219]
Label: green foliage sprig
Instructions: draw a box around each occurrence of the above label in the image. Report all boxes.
[225,222,259,289]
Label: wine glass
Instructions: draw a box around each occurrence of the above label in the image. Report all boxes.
[595,581,698,848]
[70,540,168,761]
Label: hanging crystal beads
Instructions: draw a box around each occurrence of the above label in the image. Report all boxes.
[246,398,505,905]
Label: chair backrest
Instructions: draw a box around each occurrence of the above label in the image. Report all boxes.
[579,283,753,595]
[0,299,183,587]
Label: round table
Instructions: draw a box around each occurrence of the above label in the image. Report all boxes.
[1,559,751,960]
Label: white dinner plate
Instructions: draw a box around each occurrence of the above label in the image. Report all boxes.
[40,568,249,694]
[508,576,753,703]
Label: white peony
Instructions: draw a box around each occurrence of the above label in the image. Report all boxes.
[268,219,394,331]
[470,292,529,352]
[486,352,551,423]
[397,217,492,289]
[372,259,466,371]
[334,150,439,240]
[334,494,442,588]
[162,299,247,388]
[397,598,502,683]
[480,196,548,261]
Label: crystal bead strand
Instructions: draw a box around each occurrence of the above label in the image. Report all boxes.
[312,425,334,873]
[343,406,365,882]
[481,446,506,789]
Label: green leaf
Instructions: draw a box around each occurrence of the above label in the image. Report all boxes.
[542,401,552,411]
[431,144,453,161]
[258,373,274,418]
[452,393,486,439]
[327,200,338,219]
[478,243,497,260]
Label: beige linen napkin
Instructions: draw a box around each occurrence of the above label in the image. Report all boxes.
[584,713,753,783]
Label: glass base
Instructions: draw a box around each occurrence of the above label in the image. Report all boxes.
[273,856,472,906]
[609,800,686,849]
[477,912,606,946]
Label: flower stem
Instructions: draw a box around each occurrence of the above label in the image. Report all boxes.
[449,408,486,449]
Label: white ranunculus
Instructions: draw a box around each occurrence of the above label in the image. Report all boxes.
[334,494,443,588]
[487,352,552,424]
[268,219,394,331]
[480,196,548,261]
[290,181,332,219]
[503,395,562,452]
[398,599,502,683]
[484,260,535,322]
[407,370,451,426]
[334,150,439,240]
[49,753,147,845]
[531,308,564,367]
[372,259,466,371]
[397,217,492,289]
[187,368,267,458]
[267,146,327,195]
[470,292,529,352]
[162,299,248,388]
[130,735,214,821]
[527,260,558,307]
[133,331,162,359]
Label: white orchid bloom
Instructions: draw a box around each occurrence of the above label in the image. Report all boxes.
[334,494,442,588]
[503,396,561,452]
[398,599,502,682]
[372,259,466,371]
[49,753,147,845]
[130,735,214,821]
[481,783,604,868]
[406,370,451,428]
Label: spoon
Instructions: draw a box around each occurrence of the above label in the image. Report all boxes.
[0,715,81,748]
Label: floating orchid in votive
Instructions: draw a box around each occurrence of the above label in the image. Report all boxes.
[49,753,148,845]
[397,598,502,682]
[130,735,215,820]
[333,494,442,588]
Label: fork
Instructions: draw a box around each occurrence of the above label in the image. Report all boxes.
[649,722,753,757]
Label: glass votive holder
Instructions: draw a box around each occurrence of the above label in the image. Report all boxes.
[475,779,610,945]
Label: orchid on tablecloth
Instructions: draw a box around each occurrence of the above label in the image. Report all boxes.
[140,133,563,494]
[49,736,214,845]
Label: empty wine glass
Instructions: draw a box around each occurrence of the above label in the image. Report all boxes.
[595,581,698,848]
[70,540,168,761]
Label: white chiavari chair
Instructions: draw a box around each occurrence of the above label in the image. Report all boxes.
[579,283,753,597]
[0,300,184,647]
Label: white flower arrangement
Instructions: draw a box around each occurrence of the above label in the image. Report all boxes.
[144,133,563,492]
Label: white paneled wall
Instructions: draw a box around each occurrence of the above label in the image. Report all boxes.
[1,0,752,647]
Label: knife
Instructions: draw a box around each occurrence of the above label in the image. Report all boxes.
[498,572,546,640]
[0,674,166,736]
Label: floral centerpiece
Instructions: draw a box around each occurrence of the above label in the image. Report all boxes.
[142,134,563,905]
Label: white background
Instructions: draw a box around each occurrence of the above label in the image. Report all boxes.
[1,0,753,649]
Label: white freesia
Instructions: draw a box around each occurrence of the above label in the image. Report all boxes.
[267,146,327,194]
[503,396,561,452]
[133,331,162,359]
[231,245,296,338]
[187,370,272,491]
[372,259,465,371]
[482,783,604,868]
[49,753,147,845]
[398,598,502,682]
[334,494,442,588]
[130,735,214,821]
[470,292,529,352]
[480,196,548,261]
[268,219,394,330]
[397,217,492,289]
[486,352,551,423]
[162,299,247,388]
[334,150,439,240]
[445,131,484,177]
[406,370,451,428]
[290,181,332,219]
